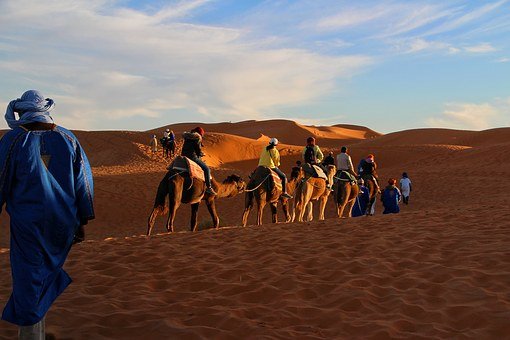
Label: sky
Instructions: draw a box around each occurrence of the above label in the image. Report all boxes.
[0,0,509,133]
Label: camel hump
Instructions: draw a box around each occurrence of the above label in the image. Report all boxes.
[168,156,205,182]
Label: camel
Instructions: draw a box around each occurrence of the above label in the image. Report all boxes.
[147,171,245,235]
[294,164,336,222]
[280,166,303,223]
[333,174,360,218]
[242,166,285,226]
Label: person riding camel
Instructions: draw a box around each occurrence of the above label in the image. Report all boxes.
[302,137,324,165]
[358,154,380,192]
[322,151,335,166]
[258,138,292,199]
[336,146,357,178]
[181,126,216,196]
[302,137,333,191]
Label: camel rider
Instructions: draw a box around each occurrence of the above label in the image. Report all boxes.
[302,137,324,165]
[359,154,380,192]
[322,152,335,166]
[163,128,170,138]
[337,146,357,178]
[303,137,333,191]
[181,127,216,196]
[258,138,292,199]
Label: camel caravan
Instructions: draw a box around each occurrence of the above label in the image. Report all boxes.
[147,128,384,235]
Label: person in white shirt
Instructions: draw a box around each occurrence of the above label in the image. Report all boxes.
[336,146,357,177]
[399,172,412,205]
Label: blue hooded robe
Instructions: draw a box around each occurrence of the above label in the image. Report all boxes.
[0,126,94,326]
[381,185,401,214]
[352,185,370,217]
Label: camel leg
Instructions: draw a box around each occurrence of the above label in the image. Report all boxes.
[280,198,291,223]
[256,194,266,226]
[190,202,200,232]
[295,200,304,222]
[205,198,220,228]
[147,207,160,236]
[242,192,254,227]
[270,202,278,223]
[305,201,314,222]
[166,182,182,233]
[344,199,355,218]
[318,196,328,221]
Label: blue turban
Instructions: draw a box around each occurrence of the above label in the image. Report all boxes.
[5,90,55,129]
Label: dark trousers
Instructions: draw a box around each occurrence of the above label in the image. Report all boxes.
[191,157,212,188]
[272,167,287,192]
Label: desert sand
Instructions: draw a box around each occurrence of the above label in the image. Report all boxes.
[1,120,509,339]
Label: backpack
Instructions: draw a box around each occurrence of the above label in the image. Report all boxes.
[304,145,316,164]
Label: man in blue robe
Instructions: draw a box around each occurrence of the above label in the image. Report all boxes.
[0,90,94,338]
[381,178,401,214]
[352,179,370,217]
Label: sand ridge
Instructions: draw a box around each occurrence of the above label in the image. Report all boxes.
[1,121,510,338]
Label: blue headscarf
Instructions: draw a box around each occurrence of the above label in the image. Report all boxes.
[5,90,55,129]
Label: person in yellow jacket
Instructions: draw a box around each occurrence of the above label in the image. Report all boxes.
[258,138,292,199]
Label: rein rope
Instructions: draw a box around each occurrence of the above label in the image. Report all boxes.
[244,174,271,192]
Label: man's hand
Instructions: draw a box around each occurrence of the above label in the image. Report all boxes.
[73,225,85,244]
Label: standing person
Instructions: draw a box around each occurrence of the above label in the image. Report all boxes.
[168,130,176,157]
[352,178,370,217]
[381,178,401,214]
[400,172,412,205]
[181,126,216,195]
[161,129,170,158]
[0,90,95,339]
[149,134,158,158]
[258,138,292,199]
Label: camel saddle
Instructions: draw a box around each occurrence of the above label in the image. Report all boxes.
[335,170,357,184]
[168,156,205,182]
[249,166,282,192]
[302,163,328,181]
[269,168,283,192]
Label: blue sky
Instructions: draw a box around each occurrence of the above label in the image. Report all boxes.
[0,0,509,132]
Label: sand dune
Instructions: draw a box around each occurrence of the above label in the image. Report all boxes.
[1,121,510,339]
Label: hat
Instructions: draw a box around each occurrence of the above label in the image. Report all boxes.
[192,126,205,136]
[269,137,279,145]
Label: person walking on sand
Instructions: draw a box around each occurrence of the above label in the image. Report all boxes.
[258,138,292,199]
[352,178,370,217]
[181,126,216,195]
[150,134,158,158]
[400,172,412,205]
[381,178,401,214]
[0,90,95,339]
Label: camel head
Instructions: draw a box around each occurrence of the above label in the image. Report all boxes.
[223,174,246,194]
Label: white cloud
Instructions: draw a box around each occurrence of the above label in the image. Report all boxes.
[422,0,508,36]
[317,6,389,30]
[496,57,510,62]
[0,0,372,130]
[463,42,497,53]
[427,99,509,130]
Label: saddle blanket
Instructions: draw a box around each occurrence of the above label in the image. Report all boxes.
[168,156,205,182]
